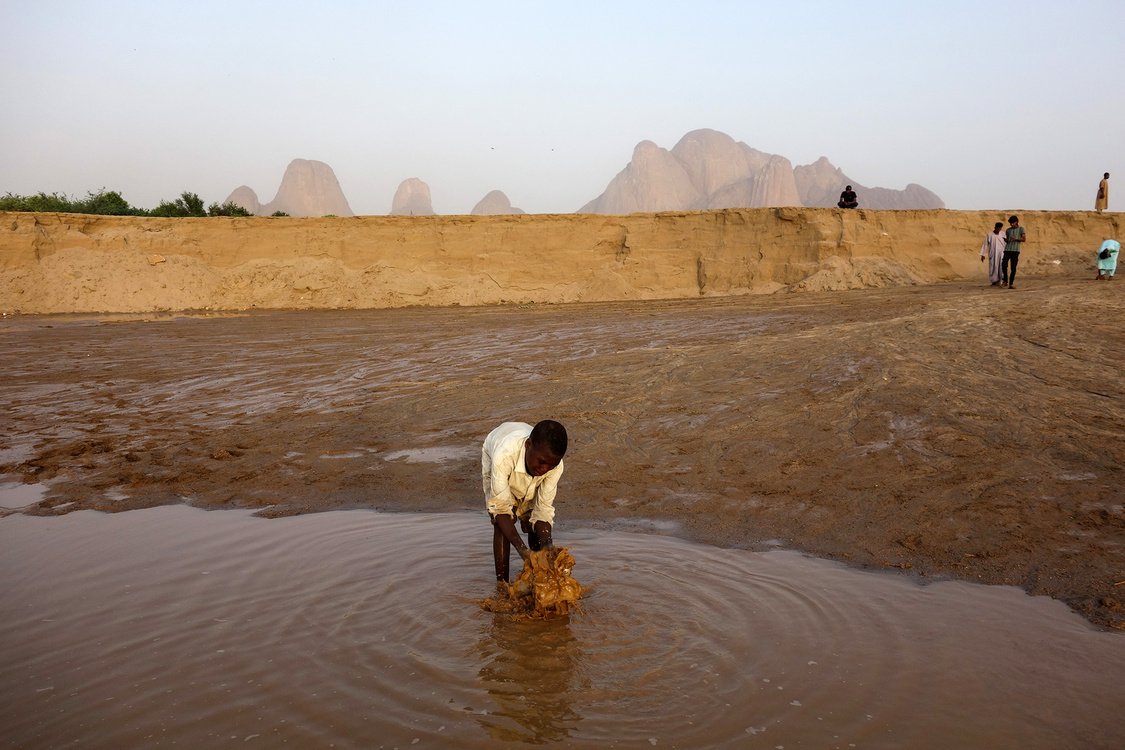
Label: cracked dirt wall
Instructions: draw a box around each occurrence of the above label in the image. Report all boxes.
[1,208,1119,314]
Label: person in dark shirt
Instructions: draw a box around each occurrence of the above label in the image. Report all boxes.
[1002,215,1026,289]
[837,185,858,209]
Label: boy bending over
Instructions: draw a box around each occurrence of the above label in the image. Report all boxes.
[482,420,568,583]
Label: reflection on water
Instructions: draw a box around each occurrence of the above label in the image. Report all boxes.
[477,616,583,743]
[1,507,1122,749]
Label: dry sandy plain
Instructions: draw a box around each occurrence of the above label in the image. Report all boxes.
[1,208,1122,629]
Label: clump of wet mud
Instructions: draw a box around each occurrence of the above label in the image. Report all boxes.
[482,547,584,619]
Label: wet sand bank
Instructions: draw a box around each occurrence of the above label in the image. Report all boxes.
[1,277,1123,628]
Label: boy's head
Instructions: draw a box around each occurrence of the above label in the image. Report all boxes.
[524,420,567,477]
[1008,215,1019,225]
[994,222,1003,232]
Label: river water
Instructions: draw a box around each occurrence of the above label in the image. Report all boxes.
[2,506,1122,749]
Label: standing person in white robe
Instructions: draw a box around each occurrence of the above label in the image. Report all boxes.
[980,221,1006,286]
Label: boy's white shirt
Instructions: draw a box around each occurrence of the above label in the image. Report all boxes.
[482,422,563,526]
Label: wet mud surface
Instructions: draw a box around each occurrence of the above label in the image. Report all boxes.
[1,278,1123,628]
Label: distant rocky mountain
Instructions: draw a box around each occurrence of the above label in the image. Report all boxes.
[579,140,696,213]
[580,128,943,213]
[225,185,262,215]
[390,178,435,216]
[793,157,944,210]
[471,190,524,215]
[223,133,941,218]
[672,129,801,209]
[225,159,353,217]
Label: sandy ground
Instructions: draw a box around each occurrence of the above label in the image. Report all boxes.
[1,277,1122,628]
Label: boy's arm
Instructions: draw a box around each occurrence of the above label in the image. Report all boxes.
[494,513,531,559]
[527,461,562,548]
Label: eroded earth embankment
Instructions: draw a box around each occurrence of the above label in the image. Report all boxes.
[1,208,1120,313]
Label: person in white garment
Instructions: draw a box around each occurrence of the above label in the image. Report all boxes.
[482,420,568,584]
[980,221,1006,286]
[1096,238,1119,280]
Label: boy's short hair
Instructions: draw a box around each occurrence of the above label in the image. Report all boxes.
[1008,215,1019,223]
[994,222,1003,230]
[530,420,568,458]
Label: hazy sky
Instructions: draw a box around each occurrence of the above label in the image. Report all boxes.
[2,1,1122,215]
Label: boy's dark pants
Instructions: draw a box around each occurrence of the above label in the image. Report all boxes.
[1002,250,1019,285]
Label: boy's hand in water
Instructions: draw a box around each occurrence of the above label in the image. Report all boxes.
[533,520,554,550]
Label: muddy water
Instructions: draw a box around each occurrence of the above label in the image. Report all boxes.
[2,508,1122,749]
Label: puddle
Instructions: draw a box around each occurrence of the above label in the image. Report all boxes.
[382,446,474,463]
[1,507,1121,749]
[0,443,35,465]
[318,451,366,460]
[0,481,47,509]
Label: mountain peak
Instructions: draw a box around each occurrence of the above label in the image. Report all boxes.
[471,190,524,215]
[581,130,943,212]
[390,178,434,216]
[225,159,353,217]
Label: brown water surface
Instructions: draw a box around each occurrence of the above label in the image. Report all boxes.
[2,507,1122,749]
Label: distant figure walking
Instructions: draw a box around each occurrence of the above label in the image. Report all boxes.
[837,185,859,209]
[1096,238,1119,280]
[980,221,1006,286]
[1095,172,1110,212]
[1002,215,1026,289]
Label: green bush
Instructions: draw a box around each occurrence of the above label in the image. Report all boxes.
[82,189,135,216]
[0,188,149,215]
[207,200,253,217]
[0,191,90,213]
[0,188,256,217]
[149,191,207,217]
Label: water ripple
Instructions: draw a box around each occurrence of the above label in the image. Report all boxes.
[1,507,1122,749]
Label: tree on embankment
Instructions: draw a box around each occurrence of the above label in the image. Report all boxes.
[0,189,252,217]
